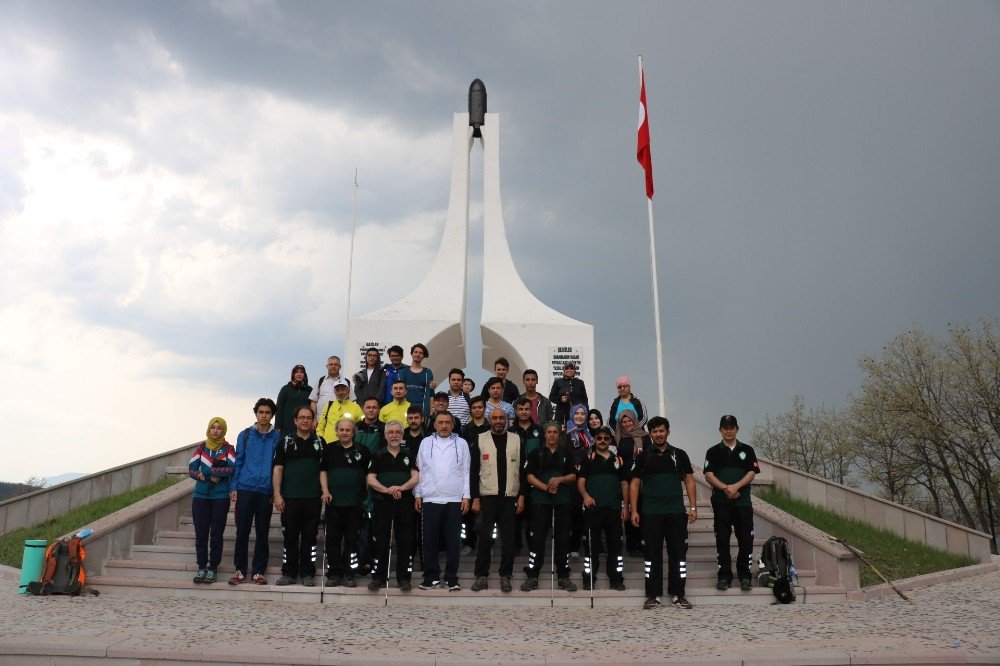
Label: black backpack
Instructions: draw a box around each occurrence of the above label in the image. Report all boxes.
[758,536,796,604]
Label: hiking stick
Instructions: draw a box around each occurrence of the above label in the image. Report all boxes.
[585,505,594,609]
[320,538,327,604]
[385,519,393,606]
[550,504,556,607]
[827,535,915,605]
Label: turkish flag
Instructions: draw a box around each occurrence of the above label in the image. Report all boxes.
[637,68,654,199]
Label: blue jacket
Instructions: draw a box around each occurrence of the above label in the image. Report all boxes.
[188,442,235,500]
[231,425,281,495]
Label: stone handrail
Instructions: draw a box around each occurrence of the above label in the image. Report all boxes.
[0,443,196,537]
[758,456,992,563]
[693,471,860,590]
[67,478,195,576]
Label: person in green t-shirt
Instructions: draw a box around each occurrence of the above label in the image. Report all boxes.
[577,425,629,591]
[520,422,577,592]
[366,420,419,591]
[629,416,697,610]
[273,405,325,587]
[320,417,371,588]
[703,414,760,592]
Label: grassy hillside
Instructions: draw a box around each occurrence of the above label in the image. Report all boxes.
[757,487,977,587]
[0,476,180,568]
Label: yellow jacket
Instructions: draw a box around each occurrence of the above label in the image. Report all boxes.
[317,399,363,441]
[378,399,411,425]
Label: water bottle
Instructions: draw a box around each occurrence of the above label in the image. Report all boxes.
[790,565,798,586]
[75,529,93,539]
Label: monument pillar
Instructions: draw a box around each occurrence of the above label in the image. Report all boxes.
[345,85,594,396]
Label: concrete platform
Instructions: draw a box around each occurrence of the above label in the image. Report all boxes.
[3,566,999,664]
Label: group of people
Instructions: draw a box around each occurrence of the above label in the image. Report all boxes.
[187,346,761,610]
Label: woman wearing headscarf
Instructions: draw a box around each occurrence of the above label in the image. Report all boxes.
[188,417,235,584]
[587,409,605,437]
[565,404,591,556]
[607,376,646,431]
[615,411,651,556]
[276,364,312,436]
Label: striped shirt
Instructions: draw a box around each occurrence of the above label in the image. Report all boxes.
[448,392,472,424]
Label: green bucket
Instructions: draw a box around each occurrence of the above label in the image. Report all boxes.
[19,539,47,594]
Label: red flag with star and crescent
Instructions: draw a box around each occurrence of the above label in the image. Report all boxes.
[637,67,654,199]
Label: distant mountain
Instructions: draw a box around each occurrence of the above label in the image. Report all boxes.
[0,482,37,502]
[43,473,88,487]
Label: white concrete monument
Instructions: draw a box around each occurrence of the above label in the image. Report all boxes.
[345,81,594,397]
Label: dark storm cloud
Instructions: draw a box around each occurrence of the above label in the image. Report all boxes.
[2,1,998,459]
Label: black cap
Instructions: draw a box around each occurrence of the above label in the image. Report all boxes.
[719,415,739,429]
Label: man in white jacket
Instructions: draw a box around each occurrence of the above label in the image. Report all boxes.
[414,411,471,591]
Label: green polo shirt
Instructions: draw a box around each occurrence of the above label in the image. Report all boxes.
[273,434,324,499]
[368,445,416,500]
[703,440,760,507]
[322,442,371,508]
[578,451,629,510]
[632,444,693,515]
[524,445,575,505]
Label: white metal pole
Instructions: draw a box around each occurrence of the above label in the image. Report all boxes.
[345,167,359,321]
[639,56,667,418]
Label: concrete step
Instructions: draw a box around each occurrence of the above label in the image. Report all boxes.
[133,540,767,571]
[156,528,763,548]
[102,558,819,587]
[87,573,844,606]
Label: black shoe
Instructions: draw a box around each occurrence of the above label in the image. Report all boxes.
[301,576,315,587]
[192,568,208,584]
[418,580,440,590]
[558,578,577,592]
[610,580,627,592]
[716,579,731,591]
[520,577,539,592]
[343,573,356,588]
[672,595,693,609]
[471,576,489,592]
[368,578,385,591]
[326,574,342,587]
[643,596,661,609]
[275,575,297,586]
[581,577,592,591]
[398,579,412,592]
[447,582,461,592]
[499,576,512,593]
[740,578,753,591]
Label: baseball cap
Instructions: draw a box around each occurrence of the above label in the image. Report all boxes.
[719,415,738,429]
[333,378,351,389]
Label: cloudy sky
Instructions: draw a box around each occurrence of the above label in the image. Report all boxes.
[1,1,998,481]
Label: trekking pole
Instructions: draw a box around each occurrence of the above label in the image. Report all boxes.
[585,505,594,609]
[550,505,556,607]
[828,535,915,605]
[385,521,393,607]
[320,540,327,604]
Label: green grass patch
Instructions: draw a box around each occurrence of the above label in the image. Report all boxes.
[0,476,180,568]
[757,487,977,587]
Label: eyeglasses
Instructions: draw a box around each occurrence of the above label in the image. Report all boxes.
[595,436,612,442]
[295,415,313,421]
[617,384,630,389]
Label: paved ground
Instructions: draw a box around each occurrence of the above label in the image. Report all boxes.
[2,568,999,664]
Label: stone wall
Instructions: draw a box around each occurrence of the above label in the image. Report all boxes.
[760,457,992,563]
[0,444,194,537]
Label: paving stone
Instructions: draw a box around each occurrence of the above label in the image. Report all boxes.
[2,570,1000,663]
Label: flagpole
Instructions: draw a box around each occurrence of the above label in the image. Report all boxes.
[346,167,359,322]
[639,55,667,418]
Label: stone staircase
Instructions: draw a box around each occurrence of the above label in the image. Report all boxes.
[89,497,849,607]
